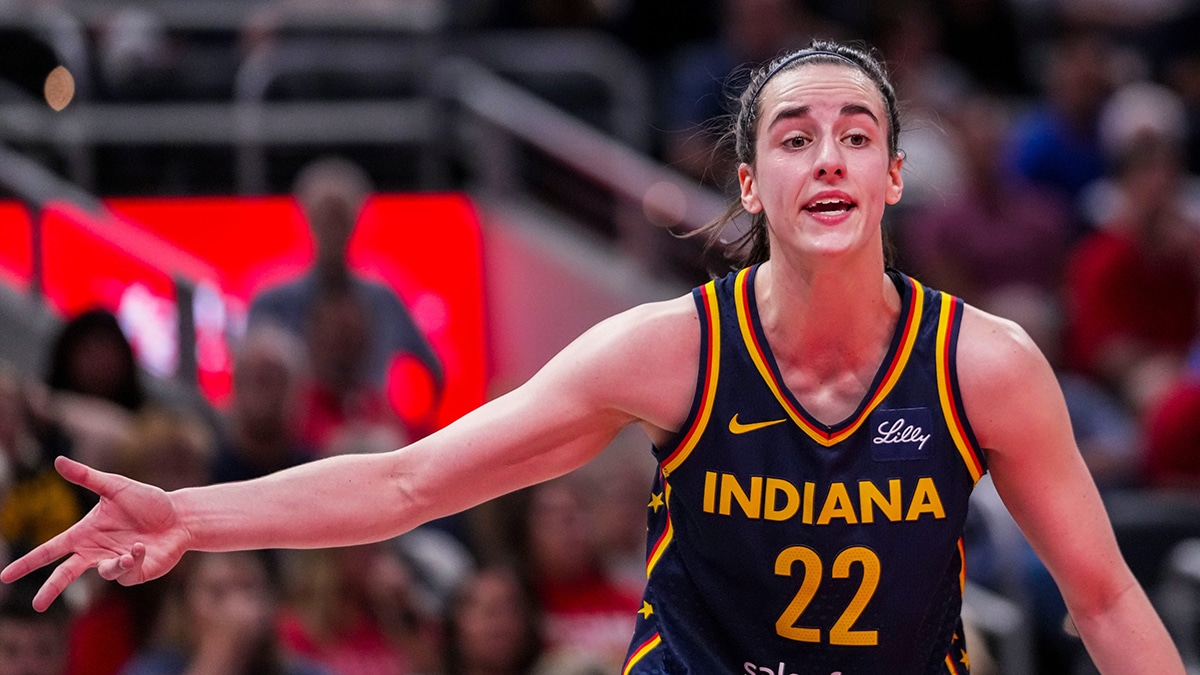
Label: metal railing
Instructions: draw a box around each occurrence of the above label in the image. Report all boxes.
[0,28,727,257]
[0,22,728,380]
[1,29,667,198]
[0,143,217,388]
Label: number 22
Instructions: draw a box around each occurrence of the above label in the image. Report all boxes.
[774,545,880,646]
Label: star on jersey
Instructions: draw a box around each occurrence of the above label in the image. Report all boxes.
[648,493,665,512]
[639,601,654,619]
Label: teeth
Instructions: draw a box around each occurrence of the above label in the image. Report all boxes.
[806,198,853,212]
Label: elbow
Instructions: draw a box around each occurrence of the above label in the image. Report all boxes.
[1062,567,1142,624]
[380,451,429,536]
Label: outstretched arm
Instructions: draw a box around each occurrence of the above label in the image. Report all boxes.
[2,295,700,611]
[958,307,1185,674]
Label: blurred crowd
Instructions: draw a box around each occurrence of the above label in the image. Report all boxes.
[3,0,1200,673]
[0,282,649,675]
[0,147,649,675]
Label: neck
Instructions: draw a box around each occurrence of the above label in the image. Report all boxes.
[315,258,350,288]
[754,252,899,376]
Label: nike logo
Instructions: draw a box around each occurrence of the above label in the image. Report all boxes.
[728,413,787,434]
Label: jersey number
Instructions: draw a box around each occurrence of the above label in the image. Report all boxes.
[773,545,880,646]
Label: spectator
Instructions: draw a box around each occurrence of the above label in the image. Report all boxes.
[441,564,605,675]
[584,464,653,602]
[0,364,82,559]
[46,309,146,413]
[296,286,406,456]
[43,309,148,474]
[1142,370,1200,490]
[120,551,329,675]
[441,565,540,675]
[277,543,435,675]
[0,576,70,675]
[116,408,214,494]
[899,94,1073,307]
[64,408,213,675]
[248,156,443,437]
[1004,28,1116,232]
[501,478,639,670]
[1062,81,1200,415]
[211,325,315,484]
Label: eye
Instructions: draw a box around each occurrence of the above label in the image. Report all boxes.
[845,133,869,147]
[784,135,809,149]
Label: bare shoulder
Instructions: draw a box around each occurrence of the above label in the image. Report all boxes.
[955,303,1066,451]
[956,304,1046,386]
[532,292,702,440]
[582,292,700,349]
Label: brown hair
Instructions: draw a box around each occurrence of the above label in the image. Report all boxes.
[696,40,902,272]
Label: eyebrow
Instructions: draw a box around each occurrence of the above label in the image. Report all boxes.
[767,104,880,132]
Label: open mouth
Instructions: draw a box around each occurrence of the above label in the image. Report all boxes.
[803,198,856,216]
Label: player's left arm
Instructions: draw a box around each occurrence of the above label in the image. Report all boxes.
[957,305,1185,674]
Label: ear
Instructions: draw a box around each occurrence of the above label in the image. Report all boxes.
[885,154,904,205]
[738,163,763,214]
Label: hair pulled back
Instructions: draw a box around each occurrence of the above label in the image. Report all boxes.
[698,39,902,271]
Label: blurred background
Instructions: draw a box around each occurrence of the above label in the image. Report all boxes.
[2,0,1200,674]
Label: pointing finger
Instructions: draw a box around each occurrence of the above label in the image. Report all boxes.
[33,554,90,612]
[1,529,73,584]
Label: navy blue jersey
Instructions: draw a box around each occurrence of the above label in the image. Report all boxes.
[623,266,987,675]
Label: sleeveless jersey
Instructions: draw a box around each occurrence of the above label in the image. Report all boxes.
[622,266,987,675]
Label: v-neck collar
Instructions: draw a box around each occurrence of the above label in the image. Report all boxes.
[732,265,925,447]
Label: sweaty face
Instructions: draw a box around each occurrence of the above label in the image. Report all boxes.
[738,63,903,263]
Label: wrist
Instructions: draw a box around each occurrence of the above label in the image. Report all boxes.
[170,485,213,552]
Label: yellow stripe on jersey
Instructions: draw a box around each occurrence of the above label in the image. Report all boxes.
[734,268,924,447]
[957,537,967,595]
[646,481,674,578]
[662,283,721,475]
[935,295,985,483]
[622,633,662,675]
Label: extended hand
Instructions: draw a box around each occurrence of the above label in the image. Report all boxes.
[0,456,190,611]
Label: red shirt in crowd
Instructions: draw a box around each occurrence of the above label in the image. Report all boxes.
[1063,227,1200,376]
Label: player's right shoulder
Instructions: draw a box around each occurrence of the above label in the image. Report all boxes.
[579,293,702,363]
[540,293,702,436]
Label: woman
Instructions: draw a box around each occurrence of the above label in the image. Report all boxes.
[441,564,607,675]
[119,551,328,675]
[2,41,1183,673]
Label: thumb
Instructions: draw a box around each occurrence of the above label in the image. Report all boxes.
[55,455,126,499]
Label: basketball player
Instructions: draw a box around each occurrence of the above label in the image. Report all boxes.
[1,41,1184,674]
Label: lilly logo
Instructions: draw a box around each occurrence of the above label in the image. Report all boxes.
[869,408,934,461]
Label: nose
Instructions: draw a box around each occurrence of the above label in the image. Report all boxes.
[812,136,845,180]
